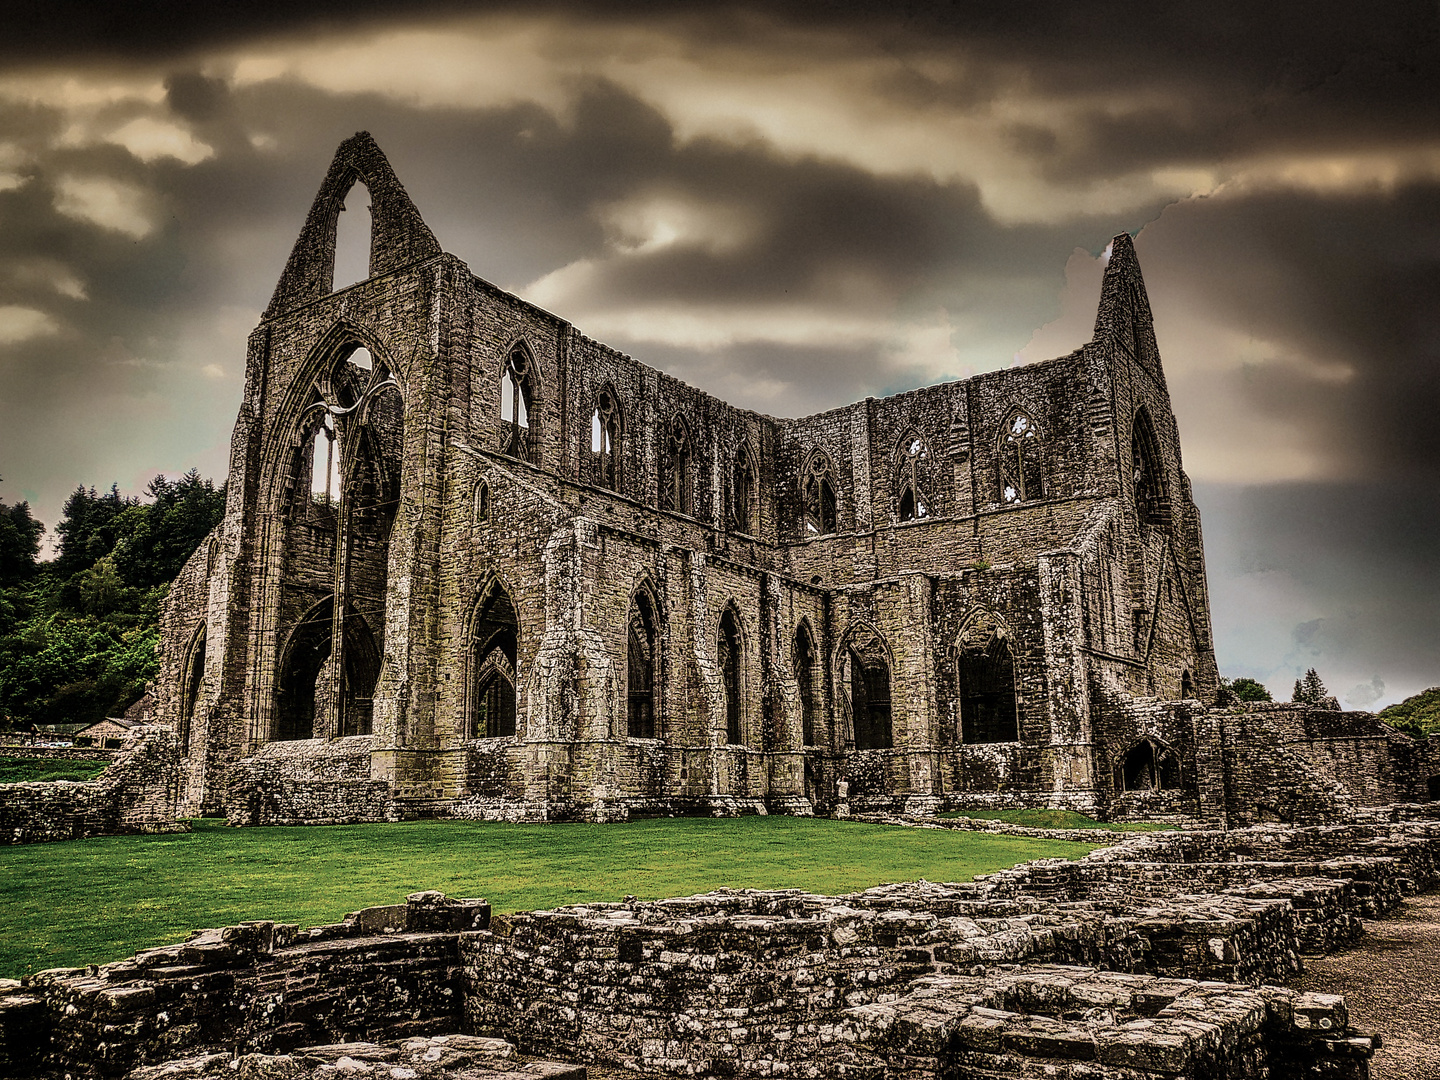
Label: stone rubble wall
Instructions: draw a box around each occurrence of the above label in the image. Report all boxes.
[0,744,121,763]
[0,892,488,1078]
[6,817,1435,1078]
[222,736,400,826]
[0,726,186,845]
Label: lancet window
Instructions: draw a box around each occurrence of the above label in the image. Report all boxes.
[499,346,535,462]
[896,434,931,522]
[802,453,838,536]
[590,389,622,491]
[729,443,757,533]
[1000,411,1043,504]
[661,416,693,514]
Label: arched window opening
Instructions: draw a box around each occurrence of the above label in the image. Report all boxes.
[802,453,838,536]
[958,638,1019,743]
[896,435,931,522]
[794,623,819,747]
[275,599,334,742]
[473,661,517,740]
[1132,409,1171,527]
[340,615,380,736]
[474,481,490,524]
[205,537,219,577]
[310,413,341,507]
[661,417,692,514]
[180,624,206,753]
[1000,411,1043,504]
[1119,739,1181,792]
[730,444,757,533]
[469,582,520,739]
[627,592,658,738]
[1180,669,1195,699]
[348,346,373,373]
[719,607,743,744]
[843,630,892,750]
[590,390,622,491]
[500,348,535,462]
[333,182,372,292]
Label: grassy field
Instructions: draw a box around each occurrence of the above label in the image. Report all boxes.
[936,808,1175,831]
[0,816,1100,977]
[0,757,110,783]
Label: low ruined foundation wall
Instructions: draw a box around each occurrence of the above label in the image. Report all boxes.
[222,736,399,826]
[0,744,121,763]
[0,727,184,845]
[9,816,1437,1078]
[1,892,488,1078]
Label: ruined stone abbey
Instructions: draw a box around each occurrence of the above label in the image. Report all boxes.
[149,134,1430,827]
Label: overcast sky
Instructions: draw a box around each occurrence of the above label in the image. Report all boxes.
[1,2,1437,707]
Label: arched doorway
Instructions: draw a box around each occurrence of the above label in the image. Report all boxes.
[469,581,520,739]
[719,607,744,745]
[627,590,659,738]
[842,629,892,750]
[958,638,1019,743]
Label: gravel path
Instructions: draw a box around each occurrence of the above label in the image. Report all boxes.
[1297,892,1440,1079]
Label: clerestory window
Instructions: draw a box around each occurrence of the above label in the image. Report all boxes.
[896,434,931,522]
[802,453,838,536]
[729,443,757,533]
[499,347,535,462]
[661,416,692,514]
[1000,411,1043,504]
[590,389,622,491]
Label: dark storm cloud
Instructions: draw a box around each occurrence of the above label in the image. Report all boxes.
[1,2,1437,701]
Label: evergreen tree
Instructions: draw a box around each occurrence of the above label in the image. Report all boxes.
[0,489,44,586]
[1292,668,1332,707]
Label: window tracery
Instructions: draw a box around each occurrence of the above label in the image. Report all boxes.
[499,346,535,462]
[661,416,692,514]
[590,389,622,491]
[802,453,838,536]
[896,434,931,522]
[1000,411,1043,504]
[729,442,757,533]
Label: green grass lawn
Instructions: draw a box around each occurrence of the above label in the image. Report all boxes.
[0,757,110,783]
[0,816,1100,978]
[936,808,1175,831]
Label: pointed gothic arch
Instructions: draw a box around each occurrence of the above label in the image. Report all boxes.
[467,578,521,739]
[802,451,838,536]
[999,408,1044,504]
[837,624,893,750]
[500,342,539,463]
[1131,407,1171,527]
[661,414,694,514]
[729,441,758,533]
[793,619,821,747]
[626,583,661,738]
[718,604,746,745]
[179,621,206,754]
[895,432,932,522]
[589,385,624,491]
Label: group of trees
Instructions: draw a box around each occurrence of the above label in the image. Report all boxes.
[0,471,225,731]
[1221,668,1438,738]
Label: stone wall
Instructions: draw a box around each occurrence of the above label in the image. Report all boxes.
[7,815,1434,1078]
[0,892,487,1078]
[0,744,120,763]
[222,736,399,825]
[0,726,186,845]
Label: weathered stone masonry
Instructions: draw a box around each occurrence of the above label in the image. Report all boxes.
[9,814,1438,1078]
[150,131,1258,824]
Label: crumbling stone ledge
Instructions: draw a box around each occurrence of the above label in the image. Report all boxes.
[0,726,186,845]
[6,815,1437,1078]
